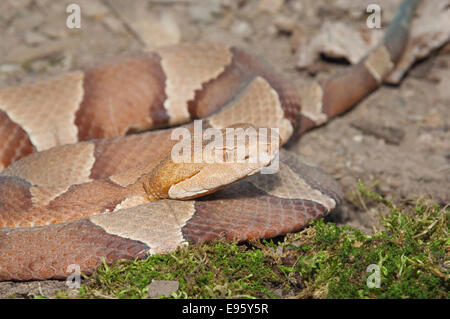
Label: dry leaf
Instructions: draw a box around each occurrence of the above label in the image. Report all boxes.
[296,0,450,84]
[297,22,383,68]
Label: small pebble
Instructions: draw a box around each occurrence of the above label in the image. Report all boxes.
[353,135,363,143]
[258,0,284,14]
[230,20,253,38]
[102,16,125,34]
[274,16,296,33]
[407,114,424,122]
[24,31,47,45]
[273,288,283,297]
[276,246,283,256]
[188,0,222,23]
[0,64,20,73]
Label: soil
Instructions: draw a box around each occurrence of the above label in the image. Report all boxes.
[0,0,448,298]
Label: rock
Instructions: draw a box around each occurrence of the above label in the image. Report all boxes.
[188,0,222,23]
[274,15,297,33]
[351,120,405,145]
[147,280,179,298]
[258,0,284,14]
[0,64,20,74]
[275,245,283,256]
[8,0,33,10]
[273,288,283,297]
[418,133,433,144]
[220,0,247,9]
[106,0,180,49]
[296,0,450,81]
[230,20,253,38]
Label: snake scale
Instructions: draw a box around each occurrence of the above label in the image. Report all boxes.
[0,0,420,281]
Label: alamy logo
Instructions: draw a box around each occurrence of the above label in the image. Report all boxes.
[66,4,81,29]
[366,4,382,29]
[66,264,81,289]
[366,264,381,288]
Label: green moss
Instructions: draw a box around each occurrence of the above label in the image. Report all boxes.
[76,183,449,299]
[77,242,280,299]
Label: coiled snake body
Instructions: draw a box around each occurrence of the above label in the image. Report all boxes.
[0,0,420,280]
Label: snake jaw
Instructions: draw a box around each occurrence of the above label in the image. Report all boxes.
[167,160,271,200]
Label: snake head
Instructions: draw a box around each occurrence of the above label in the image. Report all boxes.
[143,123,280,201]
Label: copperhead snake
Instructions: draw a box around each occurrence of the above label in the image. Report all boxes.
[0,0,420,281]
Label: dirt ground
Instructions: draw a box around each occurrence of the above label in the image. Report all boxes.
[0,0,449,298]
